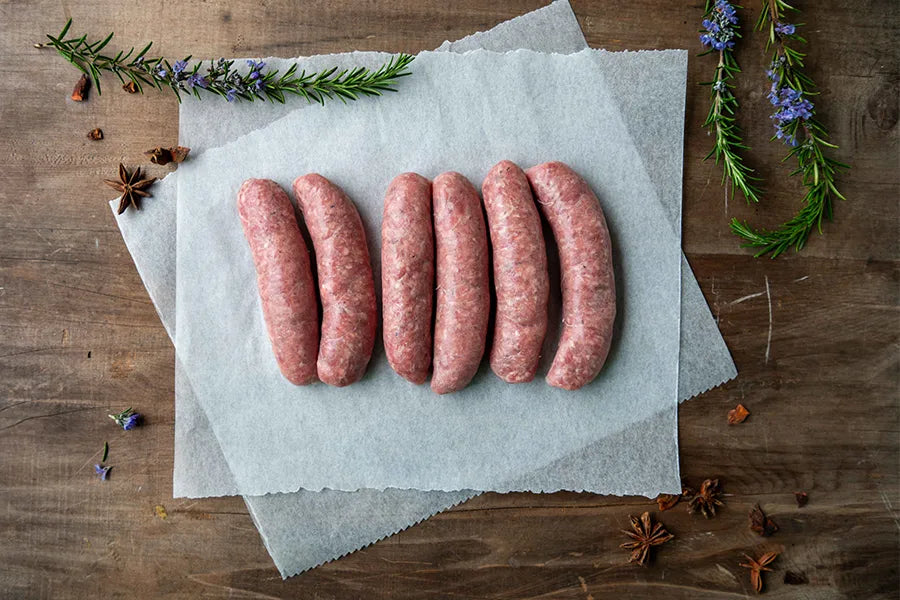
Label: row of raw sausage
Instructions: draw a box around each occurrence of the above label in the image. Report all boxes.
[238,160,616,393]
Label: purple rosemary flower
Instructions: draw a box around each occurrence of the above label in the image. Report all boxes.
[225,88,238,102]
[109,407,142,430]
[187,73,208,89]
[172,60,188,76]
[94,464,111,481]
[769,84,814,146]
[775,22,796,35]
[157,67,167,78]
[700,0,739,51]
[253,79,264,92]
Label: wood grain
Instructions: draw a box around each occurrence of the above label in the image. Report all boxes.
[1,0,897,598]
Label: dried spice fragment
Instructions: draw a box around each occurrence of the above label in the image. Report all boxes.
[88,128,103,140]
[71,74,90,101]
[749,503,778,537]
[784,571,808,585]
[794,491,808,507]
[656,493,681,511]
[154,504,168,520]
[741,551,779,594]
[728,403,750,424]
[144,145,190,166]
[122,81,138,93]
[688,479,725,518]
[620,511,674,567]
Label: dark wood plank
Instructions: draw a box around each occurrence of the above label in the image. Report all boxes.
[1,0,897,598]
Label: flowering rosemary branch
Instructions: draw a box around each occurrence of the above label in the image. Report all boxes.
[43,19,414,104]
[700,0,763,203]
[730,0,849,257]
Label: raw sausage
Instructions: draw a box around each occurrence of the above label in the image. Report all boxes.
[292,174,376,387]
[381,173,434,384]
[525,161,616,391]
[431,172,490,394]
[481,160,549,383]
[237,179,318,385]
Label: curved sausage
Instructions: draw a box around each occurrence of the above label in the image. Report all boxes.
[431,172,490,394]
[237,179,318,385]
[292,174,376,387]
[481,160,549,383]
[525,162,616,391]
[381,173,434,384]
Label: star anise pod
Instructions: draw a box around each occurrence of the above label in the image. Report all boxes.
[688,478,725,518]
[104,163,156,214]
[620,511,674,566]
[740,551,779,593]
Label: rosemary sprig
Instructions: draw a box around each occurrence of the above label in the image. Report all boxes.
[700,1,763,203]
[43,19,414,104]
[730,0,849,257]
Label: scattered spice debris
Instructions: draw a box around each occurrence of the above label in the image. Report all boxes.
[104,164,156,215]
[794,491,808,507]
[122,81,139,94]
[145,145,190,166]
[688,479,725,518]
[71,74,90,102]
[620,511,674,566]
[728,403,750,424]
[740,551,779,594]
[749,503,778,537]
[154,504,168,520]
[88,128,103,140]
[655,493,681,511]
[784,571,808,585]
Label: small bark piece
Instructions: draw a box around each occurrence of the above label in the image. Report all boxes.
[122,81,138,94]
[88,128,103,140]
[794,491,808,507]
[71,74,90,102]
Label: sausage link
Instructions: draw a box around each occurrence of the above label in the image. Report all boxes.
[381,173,434,384]
[431,172,490,394]
[237,179,318,385]
[482,160,549,383]
[292,174,376,386]
[525,162,616,390]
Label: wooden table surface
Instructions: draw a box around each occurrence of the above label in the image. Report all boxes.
[1,1,897,598]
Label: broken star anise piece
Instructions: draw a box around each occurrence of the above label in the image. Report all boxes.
[104,163,156,215]
[740,550,779,594]
[688,478,725,518]
[620,511,674,567]
[655,493,681,511]
[749,503,778,537]
[145,145,190,166]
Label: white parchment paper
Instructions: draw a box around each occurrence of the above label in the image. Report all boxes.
[174,47,684,494]
[109,1,733,576]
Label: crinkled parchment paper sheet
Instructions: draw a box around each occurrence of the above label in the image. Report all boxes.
[111,0,734,577]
